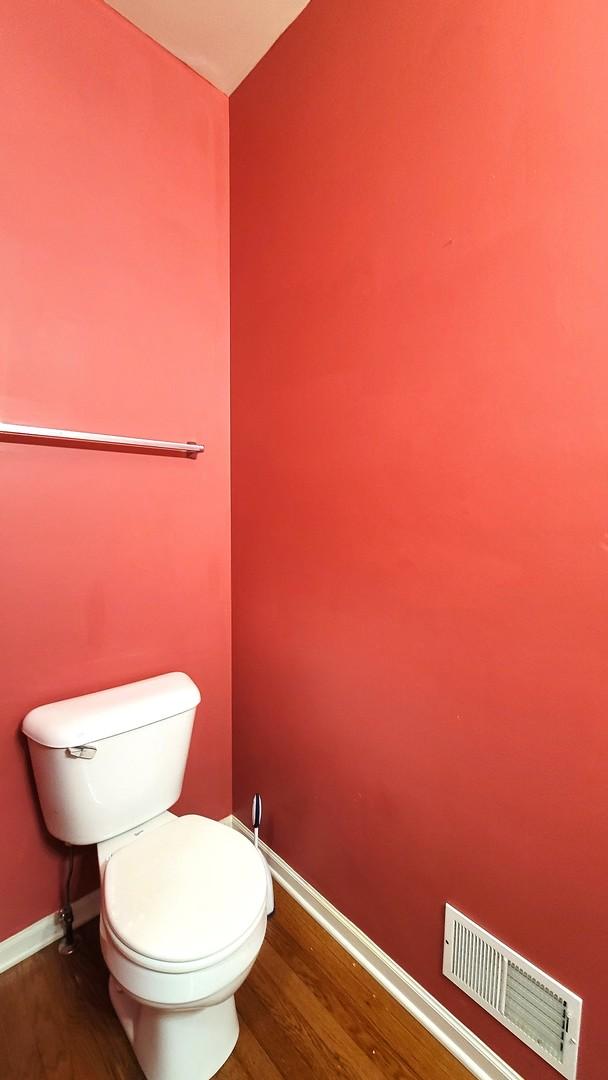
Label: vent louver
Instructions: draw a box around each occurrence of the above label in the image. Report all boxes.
[443,906,582,1080]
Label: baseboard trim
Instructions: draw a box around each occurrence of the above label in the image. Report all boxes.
[230,816,522,1080]
[0,889,100,975]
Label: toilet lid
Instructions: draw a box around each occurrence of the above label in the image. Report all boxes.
[103,816,267,965]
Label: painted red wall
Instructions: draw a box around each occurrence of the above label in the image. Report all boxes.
[0,0,230,939]
[230,2,608,1077]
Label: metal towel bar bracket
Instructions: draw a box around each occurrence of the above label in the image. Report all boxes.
[0,422,205,457]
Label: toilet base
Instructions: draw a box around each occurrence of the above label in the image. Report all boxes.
[109,977,239,1080]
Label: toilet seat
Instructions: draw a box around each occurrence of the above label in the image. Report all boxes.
[103,815,267,971]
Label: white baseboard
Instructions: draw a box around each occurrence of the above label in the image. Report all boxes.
[230,816,523,1080]
[0,889,100,975]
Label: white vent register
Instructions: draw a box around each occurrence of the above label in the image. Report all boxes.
[443,906,582,1079]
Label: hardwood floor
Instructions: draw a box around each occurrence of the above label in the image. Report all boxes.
[0,884,473,1079]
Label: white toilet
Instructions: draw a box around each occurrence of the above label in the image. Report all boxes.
[22,672,268,1080]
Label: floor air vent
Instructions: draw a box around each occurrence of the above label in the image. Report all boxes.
[443,905,582,1079]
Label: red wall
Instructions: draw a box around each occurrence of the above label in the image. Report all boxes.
[230,2,608,1077]
[0,0,230,939]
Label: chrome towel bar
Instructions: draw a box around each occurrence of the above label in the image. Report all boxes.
[0,422,205,457]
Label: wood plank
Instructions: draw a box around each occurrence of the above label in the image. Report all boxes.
[261,917,424,1079]
[250,939,385,1078]
[236,978,319,1080]
[230,1016,285,1080]
[265,887,473,1080]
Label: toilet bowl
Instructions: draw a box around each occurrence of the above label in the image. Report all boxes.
[98,813,267,1080]
[22,672,267,1080]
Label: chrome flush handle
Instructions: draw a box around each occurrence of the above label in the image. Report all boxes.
[66,746,97,759]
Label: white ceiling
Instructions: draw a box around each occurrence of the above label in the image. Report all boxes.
[104,0,310,95]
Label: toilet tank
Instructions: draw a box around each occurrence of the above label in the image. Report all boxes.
[22,673,201,845]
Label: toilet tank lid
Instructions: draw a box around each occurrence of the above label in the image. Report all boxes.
[22,672,201,748]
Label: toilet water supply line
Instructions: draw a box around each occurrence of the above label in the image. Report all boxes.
[58,844,76,955]
[252,794,275,917]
